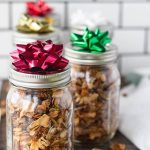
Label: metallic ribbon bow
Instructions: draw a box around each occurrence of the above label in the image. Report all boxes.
[17,14,53,33]
[26,0,53,17]
[71,28,112,53]
[10,40,69,74]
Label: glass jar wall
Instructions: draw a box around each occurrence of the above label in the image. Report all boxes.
[70,63,120,144]
[65,44,121,144]
[7,68,73,150]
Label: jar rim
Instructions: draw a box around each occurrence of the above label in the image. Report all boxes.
[9,66,71,89]
[64,44,118,65]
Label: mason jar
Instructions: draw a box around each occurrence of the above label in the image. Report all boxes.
[13,28,61,45]
[13,13,61,45]
[65,44,120,144]
[6,67,73,150]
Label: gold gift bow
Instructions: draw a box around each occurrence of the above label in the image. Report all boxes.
[17,14,53,33]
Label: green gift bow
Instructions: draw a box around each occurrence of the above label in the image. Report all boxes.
[71,27,112,53]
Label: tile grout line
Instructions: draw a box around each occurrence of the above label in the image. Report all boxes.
[144,28,149,54]
[9,1,14,45]
[0,55,9,58]
[8,1,12,30]
[118,54,122,74]
[64,1,68,29]
[0,29,12,31]
[116,26,150,30]
[118,54,122,75]
[118,1,123,28]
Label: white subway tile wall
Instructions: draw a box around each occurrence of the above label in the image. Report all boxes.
[0,58,10,79]
[123,3,150,27]
[121,55,150,75]
[0,31,13,55]
[12,3,25,28]
[112,29,145,54]
[0,3,9,29]
[48,3,65,27]
[147,30,150,52]
[0,0,150,78]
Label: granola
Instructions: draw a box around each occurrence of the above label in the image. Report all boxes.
[7,87,73,150]
[70,64,120,143]
[110,143,126,150]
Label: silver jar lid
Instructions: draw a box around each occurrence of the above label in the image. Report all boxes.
[64,44,118,65]
[13,28,60,45]
[9,66,71,89]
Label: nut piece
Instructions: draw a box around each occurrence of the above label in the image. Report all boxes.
[30,140,39,150]
[38,114,50,127]
[110,143,126,150]
[92,148,103,150]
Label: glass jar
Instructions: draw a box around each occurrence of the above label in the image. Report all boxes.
[13,29,61,45]
[70,22,114,39]
[7,67,73,150]
[65,44,120,144]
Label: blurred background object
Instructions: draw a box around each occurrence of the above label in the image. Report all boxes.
[69,10,114,38]
[13,0,61,45]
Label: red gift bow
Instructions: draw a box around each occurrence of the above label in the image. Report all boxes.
[10,40,69,74]
[26,0,53,17]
